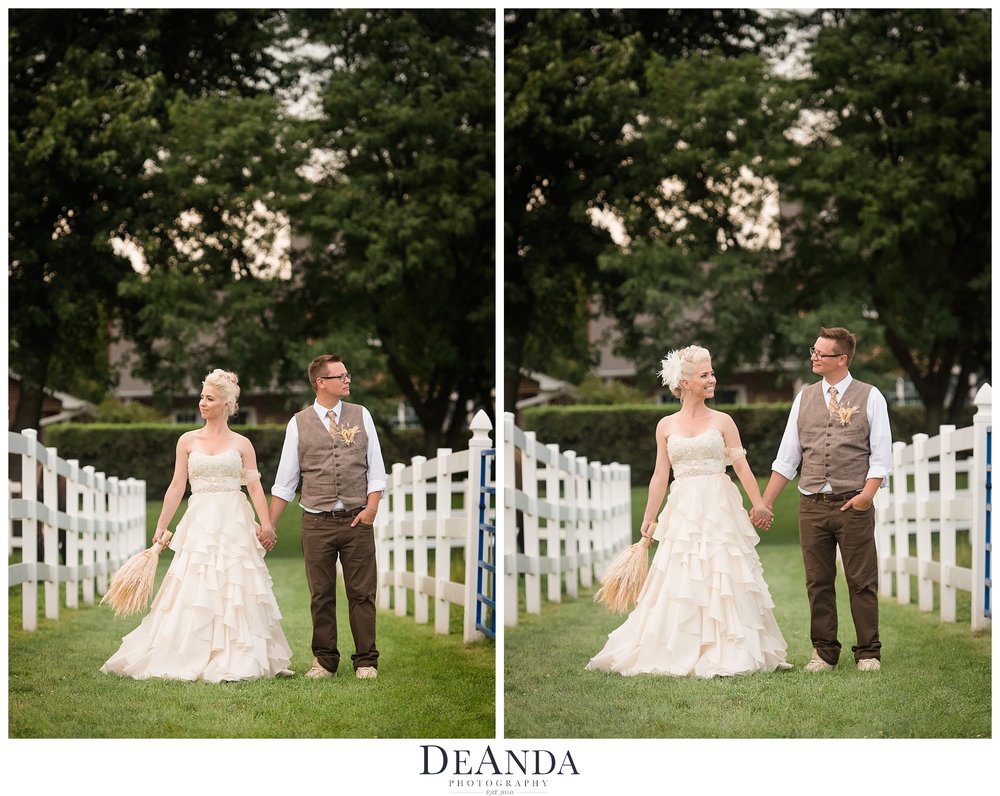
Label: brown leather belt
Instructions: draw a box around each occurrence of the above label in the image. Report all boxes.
[803,490,862,503]
[315,506,366,519]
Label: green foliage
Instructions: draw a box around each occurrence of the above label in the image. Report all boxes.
[10,10,495,455]
[596,48,801,378]
[503,9,782,411]
[506,9,990,431]
[780,9,991,426]
[93,398,168,423]
[521,402,966,485]
[575,377,655,405]
[7,10,288,431]
[43,423,425,497]
[522,404,790,484]
[280,10,496,450]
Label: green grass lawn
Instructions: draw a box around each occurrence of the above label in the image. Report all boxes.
[8,499,495,738]
[504,481,991,739]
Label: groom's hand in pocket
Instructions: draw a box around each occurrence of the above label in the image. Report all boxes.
[841,493,873,512]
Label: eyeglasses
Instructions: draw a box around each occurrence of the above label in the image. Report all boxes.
[809,348,844,360]
[318,373,351,382]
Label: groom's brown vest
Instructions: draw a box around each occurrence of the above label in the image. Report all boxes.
[797,379,874,494]
[295,403,370,511]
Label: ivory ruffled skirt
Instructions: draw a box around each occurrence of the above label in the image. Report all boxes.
[587,430,791,678]
[101,450,292,682]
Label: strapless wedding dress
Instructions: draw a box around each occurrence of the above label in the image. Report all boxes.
[587,429,791,678]
[101,449,292,681]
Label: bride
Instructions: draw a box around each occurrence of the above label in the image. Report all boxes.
[587,346,792,678]
[101,369,293,681]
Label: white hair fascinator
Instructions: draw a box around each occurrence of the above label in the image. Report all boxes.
[658,350,683,390]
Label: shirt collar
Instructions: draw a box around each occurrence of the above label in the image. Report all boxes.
[823,373,853,397]
[314,401,340,422]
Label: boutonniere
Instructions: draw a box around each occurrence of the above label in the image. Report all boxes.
[833,402,861,427]
[339,423,360,445]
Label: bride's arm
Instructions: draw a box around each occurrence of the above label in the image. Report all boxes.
[640,416,672,538]
[153,433,191,545]
[721,415,771,527]
[238,437,276,549]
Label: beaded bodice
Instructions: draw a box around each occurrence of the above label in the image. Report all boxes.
[668,429,745,480]
[188,449,258,494]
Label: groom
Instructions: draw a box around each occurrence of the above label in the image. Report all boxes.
[760,327,892,672]
[269,354,387,680]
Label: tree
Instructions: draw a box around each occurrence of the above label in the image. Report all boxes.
[8,9,288,431]
[782,9,991,426]
[277,9,496,450]
[503,9,782,415]
[595,48,799,382]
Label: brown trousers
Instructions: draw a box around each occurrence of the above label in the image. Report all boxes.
[300,512,379,673]
[799,496,881,665]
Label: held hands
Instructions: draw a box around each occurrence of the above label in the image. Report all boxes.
[255,522,277,553]
[750,504,774,531]
[640,519,657,539]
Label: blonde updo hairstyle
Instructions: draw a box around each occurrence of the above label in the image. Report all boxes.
[203,369,240,417]
[658,345,711,400]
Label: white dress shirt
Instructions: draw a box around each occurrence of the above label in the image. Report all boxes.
[771,374,893,494]
[271,401,388,511]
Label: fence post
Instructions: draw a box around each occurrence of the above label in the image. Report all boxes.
[42,445,60,621]
[434,448,453,634]
[970,383,992,631]
[563,450,579,599]
[106,475,122,577]
[374,486,391,610]
[94,470,109,594]
[616,464,631,547]
[131,478,147,553]
[463,410,492,643]
[20,430,39,631]
[81,465,97,605]
[65,459,81,610]
[391,461,407,617]
[891,441,911,605]
[938,425,958,622]
[521,431,541,615]
[411,455,429,624]
[912,433,933,612]
[545,442,562,603]
[575,455,593,590]
[503,412,519,627]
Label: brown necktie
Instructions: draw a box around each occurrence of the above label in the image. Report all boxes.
[828,386,839,414]
[327,409,338,437]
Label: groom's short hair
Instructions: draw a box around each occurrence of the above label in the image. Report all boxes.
[308,354,344,389]
[819,327,857,364]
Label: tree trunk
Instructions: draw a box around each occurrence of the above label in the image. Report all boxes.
[12,369,48,434]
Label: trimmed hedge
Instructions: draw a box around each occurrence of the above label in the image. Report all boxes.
[520,403,960,486]
[43,423,426,497]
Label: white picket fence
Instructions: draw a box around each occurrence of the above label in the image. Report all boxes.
[875,383,992,631]
[502,411,632,626]
[375,409,495,643]
[8,429,147,631]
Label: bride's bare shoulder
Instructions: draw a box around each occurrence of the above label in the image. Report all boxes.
[656,414,675,435]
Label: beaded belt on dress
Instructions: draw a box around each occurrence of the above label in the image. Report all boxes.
[189,479,241,493]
